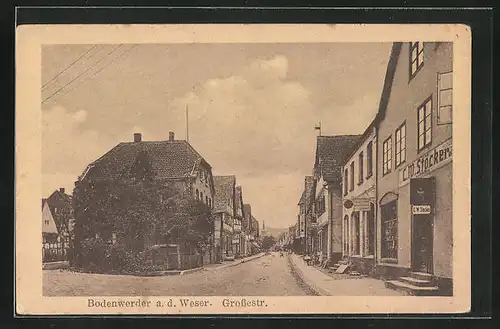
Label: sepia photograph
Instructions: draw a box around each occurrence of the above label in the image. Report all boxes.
[16,24,471,314]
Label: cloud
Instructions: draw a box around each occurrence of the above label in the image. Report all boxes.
[169,55,316,177]
[42,106,113,196]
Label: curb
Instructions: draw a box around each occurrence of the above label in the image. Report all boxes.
[288,255,331,296]
[43,261,70,270]
[179,267,205,276]
[207,253,267,271]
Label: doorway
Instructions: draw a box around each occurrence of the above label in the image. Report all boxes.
[412,214,434,273]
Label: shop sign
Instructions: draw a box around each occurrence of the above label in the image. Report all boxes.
[354,198,372,211]
[399,138,452,187]
[412,205,432,215]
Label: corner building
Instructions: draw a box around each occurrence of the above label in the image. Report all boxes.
[375,42,453,295]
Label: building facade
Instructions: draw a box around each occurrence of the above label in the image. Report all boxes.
[42,188,74,263]
[375,42,453,295]
[242,204,253,256]
[341,125,378,274]
[213,175,236,261]
[312,135,361,266]
[73,132,215,272]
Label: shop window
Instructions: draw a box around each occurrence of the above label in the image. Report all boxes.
[366,141,373,178]
[383,136,392,175]
[437,71,453,125]
[353,212,360,255]
[349,161,355,191]
[366,203,375,256]
[410,42,424,79]
[418,97,433,152]
[343,215,349,254]
[381,200,398,260]
[395,122,406,167]
[343,168,348,196]
[358,152,364,185]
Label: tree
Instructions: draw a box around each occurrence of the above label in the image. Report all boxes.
[261,235,277,251]
[72,173,214,272]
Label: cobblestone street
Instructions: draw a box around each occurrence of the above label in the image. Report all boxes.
[43,253,313,296]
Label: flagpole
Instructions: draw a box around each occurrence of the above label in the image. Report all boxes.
[186,105,189,143]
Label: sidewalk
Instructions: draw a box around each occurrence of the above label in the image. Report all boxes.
[204,252,267,271]
[288,254,404,296]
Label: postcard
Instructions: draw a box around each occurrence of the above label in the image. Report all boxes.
[15,23,471,315]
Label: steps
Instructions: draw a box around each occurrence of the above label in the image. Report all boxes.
[385,271,440,296]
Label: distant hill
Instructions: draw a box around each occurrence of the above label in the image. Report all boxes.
[262,226,287,238]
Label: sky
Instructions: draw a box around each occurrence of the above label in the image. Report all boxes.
[41,42,392,229]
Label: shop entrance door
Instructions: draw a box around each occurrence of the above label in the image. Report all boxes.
[412,214,434,273]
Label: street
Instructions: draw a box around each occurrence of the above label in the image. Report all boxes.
[43,253,313,296]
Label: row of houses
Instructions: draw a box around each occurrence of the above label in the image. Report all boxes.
[42,131,262,271]
[290,41,453,295]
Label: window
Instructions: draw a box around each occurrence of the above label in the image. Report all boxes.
[437,71,453,124]
[317,195,325,216]
[395,122,406,167]
[381,201,398,260]
[200,192,204,203]
[205,196,208,205]
[196,189,199,200]
[358,152,364,185]
[418,97,433,151]
[366,141,373,178]
[349,162,355,191]
[344,168,348,196]
[410,42,424,78]
[382,137,392,175]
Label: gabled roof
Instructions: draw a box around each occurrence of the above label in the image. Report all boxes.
[313,135,362,183]
[374,42,403,125]
[304,176,316,210]
[341,42,403,165]
[213,175,236,214]
[243,204,252,221]
[79,140,211,181]
[44,189,74,234]
[234,185,243,217]
[297,191,305,205]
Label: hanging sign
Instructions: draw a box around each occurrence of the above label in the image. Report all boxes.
[343,200,354,209]
[353,198,372,211]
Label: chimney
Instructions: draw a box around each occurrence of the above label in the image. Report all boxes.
[59,187,65,194]
[134,133,142,142]
[169,132,175,141]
